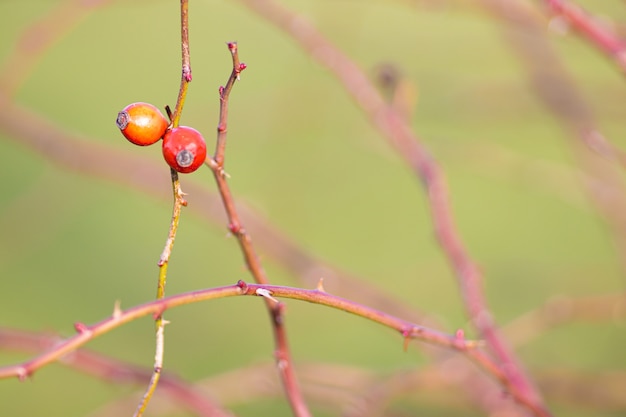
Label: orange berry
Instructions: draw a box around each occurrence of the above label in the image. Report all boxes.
[116,102,168,146]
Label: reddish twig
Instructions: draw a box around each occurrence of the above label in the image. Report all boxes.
[0,281,482,380]
[235,0,549,415]
[206,42,311,417]
[542,0,626,74]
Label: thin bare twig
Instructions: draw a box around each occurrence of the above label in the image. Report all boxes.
[134,1,192,415]
[170,0,192,127]
[206,42,311,417]
[133,169,187,417]
[0,281,483,380]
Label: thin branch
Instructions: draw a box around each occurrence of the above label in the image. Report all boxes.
[134,1,192,413]
[235,1,549,415]
[170,0,192,128]
[213,42,245,166]
[0,281,482,381]
[207,42,311,417]
[133,169,186,417]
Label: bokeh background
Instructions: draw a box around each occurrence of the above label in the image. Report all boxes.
[1,0,625,416]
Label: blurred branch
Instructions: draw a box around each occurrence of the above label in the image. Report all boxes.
[541,0,626,74]
[479,0,626,281]
[0,327,233,417]
[504,293,626,347]
[234,0,549,415]
[4,327,626,413]
[0,0,113,98]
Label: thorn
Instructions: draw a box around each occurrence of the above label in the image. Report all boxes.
[112,300,122,319]
[74,322,90,334]
[454,328,466,350]
[316,278,326,292]
[228,223,241,235]
[237,280,248,293]
[17,367,30,382]
[256,288,279,303]
[401,328,411,352]
[162,319,171,326]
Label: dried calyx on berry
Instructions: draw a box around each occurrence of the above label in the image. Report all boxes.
[162,126,207,173]
[116,102,169,146]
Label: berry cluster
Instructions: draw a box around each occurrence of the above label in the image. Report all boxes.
[116,102,207,173]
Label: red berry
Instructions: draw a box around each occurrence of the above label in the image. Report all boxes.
[162,126,207,173]
[116,102,168,146]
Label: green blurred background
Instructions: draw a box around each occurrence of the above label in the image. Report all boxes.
[1,0,625,416]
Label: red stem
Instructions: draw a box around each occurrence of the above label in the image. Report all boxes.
[0,282,483,380]
[208,42,312,417]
